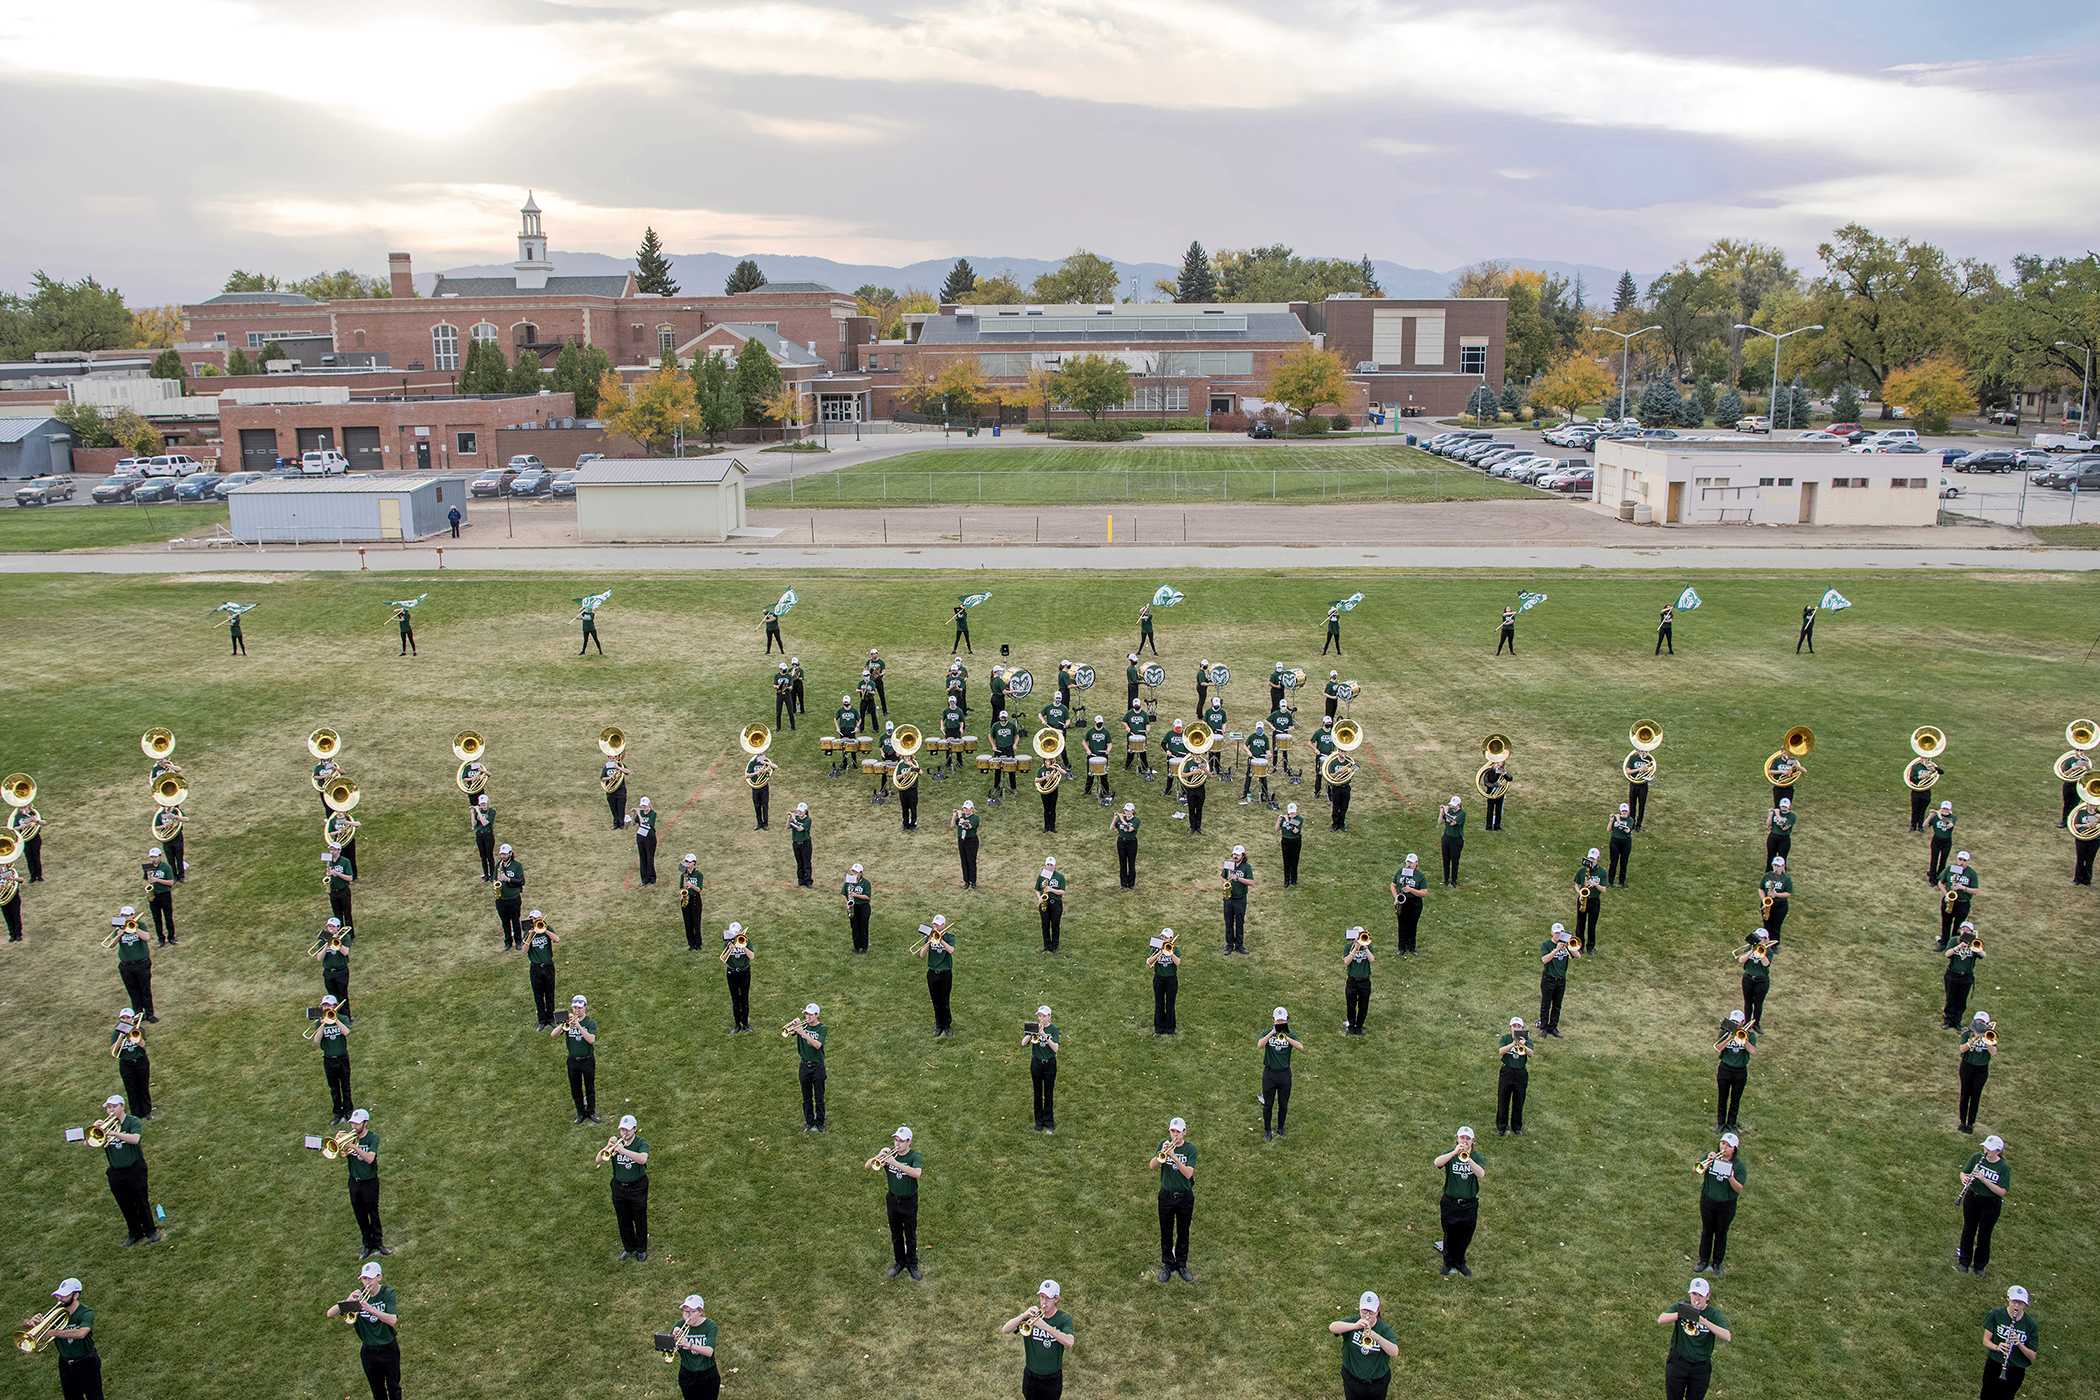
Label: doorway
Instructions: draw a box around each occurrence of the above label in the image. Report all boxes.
[377,497,403,541]
[414,440,430,470]
[1798,481,1817,523]
[1666,481,1683,524]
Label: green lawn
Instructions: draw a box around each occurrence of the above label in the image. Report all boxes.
[0,501,227,552]
[749,445,1535,507]
[2028,525,2100,548]
[2,571,2093,1400]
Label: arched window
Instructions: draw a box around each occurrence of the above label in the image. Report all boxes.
[513,321,539,347]
[431,324,460,371]
[657,326,676,362]
[471,322,498,344]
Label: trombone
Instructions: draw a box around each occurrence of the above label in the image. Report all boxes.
[109,1026,144,1058]
[910,921,954,956]
[83,1109,125,1148]
[1714,1018,1758,1053]
[302,1005,344,1042]
[14,1302,70,1354]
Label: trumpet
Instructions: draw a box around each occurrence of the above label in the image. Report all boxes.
[780,1016,806,1039]
[594,1134,623,1166]
[864,1145,898,1171]
[14,1302,69,1353]
[319,1128,359,1161]
[83,1110,125,1148]
[1016,1304,1045,1333]
[1150,1138,1186,1170]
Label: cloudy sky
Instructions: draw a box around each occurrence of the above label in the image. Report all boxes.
[2,0,2095,304]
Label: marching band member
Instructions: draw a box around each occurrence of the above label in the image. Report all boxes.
[1194,659,1212,713]
[1138,600,1156,652]
[554,994,600,1123]
[856,669,879,732]
[789,656,805,714]
[1764,796,1795,869]
[1081,716,1113,802]
[763,606,783,653]
[526,911,559,1029]
[1758,857,1793,943]
[773,663,795,731]
[227,603,247,655]
[1000,1279,1075,1400]
[314,752,342,815]
[110,1007,152,1119]
[1537,924,1579,1036]
[1607,803,1634,886]
[841,863,872,953]
[947,658,968,718]
[1160,719,1188,802]
[1694,1132,1744,1275]
[1714,1010,1756,1133]
[941,694,967,774]
[1927,798,1957,879]
[601,749,629,829]
[873,1125,923,1279]
[579,598,603,654]
[1980,1285,2038,1398]
[1038,756,1062,834]
[1200,692,1227,772]
[678,856,705,948]
[1736,929,1774,1027]
[1151,1116,1197,1283]
[1183,748,1208,833]
[867,648,888,714]
[1241,721,1273,806]
[1432,1126,1485,1278]
[5,798,42,885]
[1572,848,1604,953]
[1055,659,1076,709]
[328,808,359,880]
[325,1261,400,1400]
[953,603,972,654]
[1767,751,1800,806]
[1938,850,1979,948]
[494,843,525,949]
[789,803,814,887]
[1122,698,1154,779]
[989,664,1008,721]
[113,908,155,1022]
[1958,1135,2010,1276]
[391,600,417,656]
[988,712,1020,798]
[1480,756,1509,831]
[31,1278,100,1400]
[790,1003,827,1131]
[1329,1290,1399,1400]
[1342,927,1373,1034]
[94,1093,157,1246]
[1943,922,1982,1028]
[1147,929,1179,1035]
[1494,1018,1530,1135]
[1440,795,1465,885]
[1389,853,1426,954]
[159,802,188,882]
[1034,857,1066,952]
[1025,1006,1061,1132]
[1269,699,1297,782]
[1657,1276,1730,1400]
[1125,653,1142,708]
[719,922,753,1033]
[1797,602,1816,654]
[320,844,354,931]
[606,1113,650,1261]
[898,750,921,833]
[343,1107,387,1260]
[1268,660,1290,711]
[954,801,981,890]
[916,917,955,1036]
[1113,802,1140,889]
[1324,606,1342,655]
[1655,602,1674,655]
[1323,670,1342,721]
[1957,1012,1995,1134]
[1278,802,1304,887]
[315,993,354,1123]
[472,794,496,881]
[1312,715,1337,798]
[1497,604,1518,655]
[669,1295,719,1398]
[1221,845,1253,954]
[627,797,658,884]
[1258,1007,1302,1140]
[143,846,176,946]
[0,853,22,943]
[1626,750,1652,830]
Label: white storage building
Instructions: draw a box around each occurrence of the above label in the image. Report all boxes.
[1593,438,1941,527]
[226,475,454,543]
[573,457,749,542]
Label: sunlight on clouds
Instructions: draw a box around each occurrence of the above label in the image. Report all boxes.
[1363,138,1441,158]
[743,114,912,146]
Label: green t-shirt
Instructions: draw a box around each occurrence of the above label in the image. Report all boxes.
[350,1285,398,1347]
[797,1023,826,1065]
[1666,1301,1727,1365]
[1699,1150,1743,1202]
[327,863,353,896]
[348,1128,379,1181]
[1717,1023,1756,1070]
[955,812,980,841]
[102,1115,143,1169]
[496,858,525,899]
[942,707,964,737]
[116,928,151,964]
[1540,941,1571,981]
[1030,1023,1060,1066]
[1740,943,1773,984]
[1940,868,1978,904]
[1085,727,1111,757]
[1946,946,1979,978]
[1158,1138,1194,1195]
[1223,858,1251,905]
[927,930,954,974]
[1574,860,1602,889]
[579,609,596,634]
[1346,946,1371,981]
[835,706,858,736]
[52,1304,94,1360]
[1034,871,1066,907]
[677,1316,717,1373]
[111,1028,147,1064]
[1203,702,1226,730]
[1340,1319,1396,1381]
[1761,874,1793,903]
[562,1017,597,1060]
[1023,1309,1072,1376]
[1246,731,1271,760]
[791,816,811,848]
[1930,811,1957,839]
[886,1148,921,1198]
[321,944,350,977]
[1985,1307,2036,1370]
[1610,815,1633,845]
[527,929,555,966]
[1499,1033,1530,1072]
[1116,813,1141,841]
[1041,702,1071,730]
[842,875,870,908]
[611,1135,649,1183]
[1769,809,1796,836]
[991,723,1018,755]
[1965,1152,2008,1200]
[1442,807,1466,841]
[1279,814,1303,842]
[1442,1151,1482,1199]
[1961,1034,1994,1068]
[1152,945,1177,981]
[1262,1029,1294,1072]
[318,1018,350,1060]
[1125,712,1150,739]
[1392,867,1425,898]
[1269,709,1295,737]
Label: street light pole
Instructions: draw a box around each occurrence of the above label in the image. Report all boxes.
[1591,324,1662,421]
[2054,340,2094,433]
[1736,322,1823,430]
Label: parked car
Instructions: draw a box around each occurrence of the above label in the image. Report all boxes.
[1458,441,1516,463]
[109,457,148,477]
[213,471,266,497]
[1734,416,1771,434]
[469,467,519,497]
[1793,431,1846,443]
[2033,431,2099,453]
[1954,449,2020,473]
[1861,428,1920,449]
[139,453,203,477]
[90,477,141,504]
[130,478,179,502]
[1474,448,1525,469]
[173,472,222,501]
[299,449,350,476]
[1987,409,2021,426]
[1247,421,1275,439]
[550,470,579,498]
[510,467,554,497]
[1939,475,1961,499]
[1549,469,1596,493]
[2035,459,2100,489]
[1824,422,1865,443]
[1635,428,1681,440]
[572,452,605,468]
[13,475,74,506]
[506,454,547,471]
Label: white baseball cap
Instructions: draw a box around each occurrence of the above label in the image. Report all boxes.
[571,995,587,1007]
[1973,1012,1990,1025]
[1983,1135,2005,1152]
[477,794,489,806]
[850,863,863,873]
[1456,1125,1474,1140]
[322,994,339,1007]
[118,1008,136,1021]
[1754,928,1771,941]
[1940,800,1952,810]
[790,655,799,663]
[1689,1277,1710,1296]
[1359,1290,1379,1310]
[2008,1285,2029,1303]
[894,1125,913,1141]
[1273,1006,1289,1021]
[52,1279,82,1297]
[796,803,808,812]
[498,843,513,854]
[326,917,342,928]
[1510,1017,1524,1027]
[1957,850,1971,862]
[684,853,697,862]
[1552,924,1569,940]
[1587,847,1600,859]
[1720,1132,1738,1147]
[638,796,652,807]
[1771,856,1785,867]
[1404,852,1418,865]
[1232,844,1245,856]
[1619,802,1630,813]
[1123,802,1135,812]
[619,1114,637,1130]
[963,800,975,810]
[1039,1280,1061,1298]
[528,909,542,921]
[1728,1010,1744,1023]
[1037,1005,1052,1017]
[119,905,135,917]
[1044,856,1056,867]
[105,1094,124,1108]
[1778,797,1791,808]
[1168,1116,1186,1131]
[726,921,744,936]
[350,1108,369,1123]
[1449,795,1461,805]
[1286,803,1298,814]
[148,846,161,857]
[360,1262,383,1280]
[683,1295,705,1311]
[805,1003,820,1016]
[1159,927,1173,939]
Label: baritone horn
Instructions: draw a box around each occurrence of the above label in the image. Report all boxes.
[2,773,34,807]
[140,728,175,761]
[740,723,773,756]
[1333,719,1363,752]
[307,728,342,762]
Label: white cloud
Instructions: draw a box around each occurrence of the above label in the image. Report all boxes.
[1494,168,1543,181]
[742,114,911,146]
[1363,138,1440,158]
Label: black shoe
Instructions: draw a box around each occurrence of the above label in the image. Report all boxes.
[1264,1129,1273,1141]
[886,1263,903,1279]
[1695,1260,1709,1274]
[1177,1267,1195,1284]
[574,1112,587,1124]
[1158,1268,1173,1283]
[589,1113,602,1124]
[121,1236,139,1249]
[376,1246,392,1257]
[1496,1127,1507,1136]
[1455,1264,1472,1278]
[359,1248,374,1261]
[618,1251,632,1262]
[908,1265,922,1281]
[1513,1127,1524,1136]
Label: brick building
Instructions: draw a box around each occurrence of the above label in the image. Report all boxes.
[217,391,576,472]
[1311,295,1508,417]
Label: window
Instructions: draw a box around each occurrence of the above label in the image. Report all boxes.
[1157,350,1254,377]
[658,327,676,361]
[1893,477,1927,489]
[1125,385,1190,413]
[514,322,538,346]
[1829,477,1867,488]
[1459,344,1487,375]
[247,329,312,348]
[471,322,498,344]
[431,324,460,371]
[456,431,478,455]
[353,330,366,349]
[1758,477,1775,486]
[977,352,1033,377]
[1778,477,1794,486]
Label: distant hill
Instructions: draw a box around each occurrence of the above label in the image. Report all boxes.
[426,251,1646,304]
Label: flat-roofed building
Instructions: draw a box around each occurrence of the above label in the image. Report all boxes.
[1594,437,1942,526]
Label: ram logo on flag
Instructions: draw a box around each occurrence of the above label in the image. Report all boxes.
[959,591,993,609]
[1676,587,1703,611]
[1332,592,1366,613]
[1517,591,1548,613]
[1151,585,1186,607]
[1818,588,1852,612]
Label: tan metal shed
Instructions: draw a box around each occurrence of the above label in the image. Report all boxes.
[573,457,750,542]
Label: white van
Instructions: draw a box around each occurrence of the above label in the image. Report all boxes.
[140,453,202,477]
[300,450,351,476]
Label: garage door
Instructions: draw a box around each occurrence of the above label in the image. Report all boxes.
[296,427,336,453]
[343,427,382,472]
[240,429,281,470]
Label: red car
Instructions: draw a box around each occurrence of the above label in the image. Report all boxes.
[1824,422,1866,443]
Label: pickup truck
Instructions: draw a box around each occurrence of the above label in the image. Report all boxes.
[2033,431,2098,453]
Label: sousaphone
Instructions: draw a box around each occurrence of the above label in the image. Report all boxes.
[1764,725,1812,787]
[1624,719,1662,782]
[307,728,343,762]
[1333,720,1364,752]
[1906,725,1946,791]
[323,776,361,813]
[453,731,490,794]
[598,727,627,759]
[892,725,923,759]
[1032,728,1065,762]
[1,773,34,807]
[141,728,175,762]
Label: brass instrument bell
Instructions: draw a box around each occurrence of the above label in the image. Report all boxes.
[1332,719,1363,752]
[1182,721,1213,754]
[739,723,773,756]
[597,726,627,758]
[0,830,20,865]
[1782,725,1815,757]
[892,724,923,758]
[140,728,175,761]
[152,773,189,808]
[1629,720,1663,753]
[323,777,361,813]
[2068,718,2098,752]
[1910,725,1947,759]
[1032,727,1065,761]
[451,731,486,763]
[1482,733,1512,763]
[1,772,34,807]
[307,728,343,761]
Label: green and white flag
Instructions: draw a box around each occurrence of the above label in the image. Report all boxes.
[959,591,993,609]
[576,588,614,612]
[1817,588,1852,612]
[1517,591,1548,613]
[1331,591,1366,613]
[211,601,256,617]
[1151,585,1185,607]
[774,588,799,616]
[386,592,428,611]
[1675,587,1703,611]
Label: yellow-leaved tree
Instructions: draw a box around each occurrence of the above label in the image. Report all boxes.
[764,384,808,441]
[1265,347,1349,423]
[596,367,698,454]
[130,305,185,349]
[1881,356,1975,433]
[1532,352,1617,419]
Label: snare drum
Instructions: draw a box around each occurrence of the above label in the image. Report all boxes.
[861,758,886,774]
[1127,736,1149,752]
[976,754,996,773]
[1250,756,1271,775]
[819,736,841,754]
[961,735,980,753]
[1275,733,1294,751]
[1087,755,1108,775]
[852,737,874,754]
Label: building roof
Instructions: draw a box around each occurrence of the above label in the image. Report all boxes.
[743,281,835,294]
[229,476,441,495]
[199,291,322,307]
[0,416,64,443]
[695,323,822,366]
[428,274,633,299]
[917,306,1310,345]
[574,457,749,485]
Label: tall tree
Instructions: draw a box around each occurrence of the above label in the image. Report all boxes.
[692,351,742,446]
[1532,352,1614,418]
[1644,264,1724,383]
[1613,270,1638,315]
[1811,223,1967,416]
[939,259,977,303]
[0,272,135,359]
[223,347,258,377]
[222,270,280,293]
[634,227,679,296]
[1031,250,1121,304]
[733,337,783,424]
[597,366,697,454]
[1831,383,1861,422]
[1638,378,1682,425]
[1219,245,1374,303]
[507,348,547,395]
[1466,384,1499,419]
[956,275,1026,305]
[1265,347,1349,422]
[1051,354,1133,422]
[458,339,510,393]
[1175,242,1217,303]
[1967,253,2099,417]
[1357,256,1382,297]
[724,259,768,296]
[1696,239,1796,384]
[551,343,611,416]
[1715,388,1745,426]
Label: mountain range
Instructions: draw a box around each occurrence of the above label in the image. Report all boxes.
[425,251,1646,304]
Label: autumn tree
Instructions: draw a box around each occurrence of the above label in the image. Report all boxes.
[763,384,807,441]
[1811,224,1967,416]
[1051,354,1132,423]
[956,274,1026,305]
[724,259,768,295]
[597,366,697,453]
[634,227,678,295]
[1175,242,1217,302]
[1533,352,1614,417]
[1031,250,1121,304]
[1882,356,1974,432]
[1265,347,1349,423]
[132,304,184,349]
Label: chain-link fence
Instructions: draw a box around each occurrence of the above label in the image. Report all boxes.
[1940,480,2092,528]
[755,468,1541,508]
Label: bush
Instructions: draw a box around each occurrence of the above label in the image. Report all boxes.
[1330,413,1351,430]
[1049,421,1143,441]
[1210,411,1250,432]
[1286,416,1331,437]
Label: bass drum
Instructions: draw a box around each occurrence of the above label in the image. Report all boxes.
[1007,669,1035,700]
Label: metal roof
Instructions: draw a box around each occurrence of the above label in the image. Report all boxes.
[199,291,321,306]
[917,309,1309,345]
[0,416,64,444]
[703,323,821,366]
[428,274,633,298]
[743,281,835,294]
[574,457,749,485]
[229,476,441,494]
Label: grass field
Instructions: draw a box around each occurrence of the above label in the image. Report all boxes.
[0,502,228,552]
[2030,524,2100,548]
[747,445,1533,507]
[3,569,2095,1400]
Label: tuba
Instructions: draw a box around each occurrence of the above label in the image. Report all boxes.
[598,727,627,759]
[1629,720,1663,753]
[2068,718,2099,751]
[1625,721,1662,781]
[1,772,34,808]
[1321,750,1358,787]
[2069,803,2100,841]
[893,725,923,758]
[0,830,19,867]
[324,777,361,813]
[455,759,489,795]
[1783,725,1815,757]
[740,724,773,757]
[1910,725,1947,760]
[141,728,176,762]
[894,757,920,790]
[152,773,189,808]
[1183,722,1213,755]
[1174,752,1208,789]
[1333,720,1363,752]
[2053,749,2093,783]
[1764,725,1811,788]
[1032,727,1065,762]
[452,731,485,763]
[1034,761,1064,795]
[150,806,183,841]
[307,728,343,762]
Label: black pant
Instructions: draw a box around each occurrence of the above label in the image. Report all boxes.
[799,1061,827,1128]
[1261,1067,1292,1133]
[1941,901,1970,947]
[1485,797,1504,831]
[1942,973,1972,1029]
[635,832,657,885]
[330,888,353,929]
[873,677,888,714]
[605,785,626,829]
[775,692,795,730]
[1740,977,1767,1027]
[1330,783,1351,829]
[1928,834,1952,882]
[1716,1066,1746,1129]
[726,968,751,1030]
[1442,839,1462,885]
[1697,1194,1735,1268]
[678,1366,722,1400]
[1911,788,1931,832]
[794,842,813,886]
[1342,1372,1390,1400]
[1664,1354,1710,1400]
[1958,1061,1988,1129]
[109,1162,152,1239]
[580,626,602,655]
[1023,1368,1065,1400]
[1324,630,1340,654]
[1039,903,1061,951]
[1186,785,1205,833]
[526,961,558,1025]
[475,829,496,880]
[1040,790,1057,833]
[119,961,155,1018]
[1154,976,1177,1033]
[1223,899,1246,953]
[1575,893,1601,951]
[928,969,953,1032]
[149,891,174,944]
[1608,842,1630,885]
[497,897,522,948]
[1765,903,1788,943]
[119,1053,152,1118]
[1496,1067,1527,1133]
[1117,839,1137,888]
[1497,625,1515,655]
[899,787,917,830]
[1031,1059,1057,1129]
[792,679,805,715]
[849,903,871,953]
[681,898,703,950]
[1439,1194,1478,1271]
[325,1054,354,1120]
[230,629,246,655]
[168,832,186,881]
[1628,783,1648,829]
[450,518,461,537]
[1960,1192,2001,1272]
[1157,1190,1193,1268]
[20,833,40,882]
[1797,623,1814,654]
[1344,976,1370,1031]
[958,836,978,887]
[398,623,415,656]
[359,1342,402,1400]
[953,625,970,653]
[1538,975,1565,1033]
[350,1175,384,1250]
[1765,834,1789,870]
[765,627,783,653]
[1,896,17,941]
[568,1055,597,1118]
[886,1191,919,1268]
[2078,836,2099,885]
[1281,839,1300,887]
[1396,899,1421,954]
[1979,1357,2027,1399]
[1138,631,1156,654]
[57,1353,103,1400]
[1656,624,1673,655]
[613,1176,649,1252]
[2068,780,2084,824]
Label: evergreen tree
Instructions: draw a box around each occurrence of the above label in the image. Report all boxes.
[1716,388,1745,426]
[149,348,184,382]
[634,226,678,296]
[224,347,257,377]
[1499,383,1522,415]
[1466,384,1499,419]
[724,259,767,295]
[733,337,783,424]
[1175,242,1217,303]
[1571,273,1587,315]
[1637,378,1681,425]
[939,259,977,303]
[1832,382,1861,422]
[1785,380,1815,429]
[692,351,741,446]
[1686,381,1715,427]
[507,348,547,394]
[1613,270,1638,315]
[1357,255,1382,296]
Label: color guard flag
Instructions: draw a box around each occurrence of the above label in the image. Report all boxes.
[959,591,993,609]
[1332,592,1366,613]
[210,601,256,618]
[576,588,614,612]
[774,588,798,616]
[1676,587,1703,611]
[1517,591,1548,612]
[1818,588,1852,612]
[386,592,428,611]
[1151,586,1185,607]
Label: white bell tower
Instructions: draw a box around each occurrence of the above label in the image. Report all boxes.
[514,191,552,290]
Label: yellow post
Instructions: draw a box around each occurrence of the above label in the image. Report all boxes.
[1107,513,1114,543]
